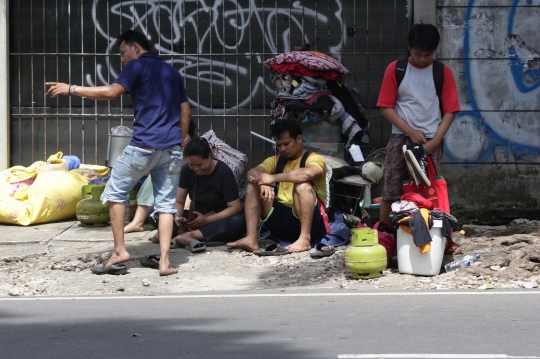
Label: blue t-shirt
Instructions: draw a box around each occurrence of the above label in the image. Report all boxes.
[114,52,189,149]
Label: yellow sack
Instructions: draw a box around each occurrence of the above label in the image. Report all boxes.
[6,161,45,183]
[0,168,88,225]
[46,151,64,164]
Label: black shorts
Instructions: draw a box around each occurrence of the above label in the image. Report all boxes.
[262,199,328,242]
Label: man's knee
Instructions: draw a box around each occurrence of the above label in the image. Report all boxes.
[293,182,315,196]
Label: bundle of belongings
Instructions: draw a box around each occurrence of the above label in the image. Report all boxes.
[0,152,109,225]
[263,49,370,152]
[389,192,458,254]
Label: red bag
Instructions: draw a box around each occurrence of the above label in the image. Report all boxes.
[371,221,396,268]
[402,156,450,213]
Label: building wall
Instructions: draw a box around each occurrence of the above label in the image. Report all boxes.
[439,0,540,210]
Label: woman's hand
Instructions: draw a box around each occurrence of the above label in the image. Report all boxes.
[176,216,190,231]
[185,211,206,229]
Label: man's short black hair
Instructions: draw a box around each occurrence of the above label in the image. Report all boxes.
[270,119,303,140]
[407,23,440,52]
[115,30,150,51]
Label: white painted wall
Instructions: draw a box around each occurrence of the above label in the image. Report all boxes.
[0,1,9,171]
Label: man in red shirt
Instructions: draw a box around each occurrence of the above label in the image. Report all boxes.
[377,23,460,227]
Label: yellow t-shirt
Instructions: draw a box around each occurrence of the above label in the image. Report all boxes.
[259,152,326,208]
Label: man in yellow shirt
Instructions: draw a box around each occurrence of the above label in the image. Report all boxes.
[228,119,329,253]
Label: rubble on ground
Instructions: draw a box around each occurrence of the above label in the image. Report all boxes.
[0,219,539,296]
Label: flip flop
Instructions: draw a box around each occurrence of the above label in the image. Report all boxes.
[310,244,336,259]
[253,243,291,256]
[90,263,128,275]
[140,255,160,269]
[186,238,206,253]
[170,239,182,249]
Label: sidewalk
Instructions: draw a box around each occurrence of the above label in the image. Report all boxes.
[0,220,353,297]
[1,219,539,296]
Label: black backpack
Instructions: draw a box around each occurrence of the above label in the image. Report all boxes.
[396,58,444,114]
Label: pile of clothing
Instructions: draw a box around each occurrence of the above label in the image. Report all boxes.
[389,192,458,254]
[263,50,369,149]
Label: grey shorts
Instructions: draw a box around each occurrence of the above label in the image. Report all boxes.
[382,134,443,201]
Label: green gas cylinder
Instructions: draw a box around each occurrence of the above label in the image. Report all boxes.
[76,185,110,227]
[345,227,387,279]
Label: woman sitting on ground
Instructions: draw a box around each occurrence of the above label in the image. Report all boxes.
[153,138,246,250]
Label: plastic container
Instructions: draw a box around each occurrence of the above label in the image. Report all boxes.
[444,254,481,273]
[396,219,444,276]
[107,134,132,168]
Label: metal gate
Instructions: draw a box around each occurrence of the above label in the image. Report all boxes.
[8,0,408,168]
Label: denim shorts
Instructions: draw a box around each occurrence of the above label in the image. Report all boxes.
[101,145,183,214]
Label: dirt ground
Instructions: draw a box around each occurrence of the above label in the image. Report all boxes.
[1,219,539,296]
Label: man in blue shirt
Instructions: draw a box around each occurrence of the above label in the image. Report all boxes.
[47,30,191,276]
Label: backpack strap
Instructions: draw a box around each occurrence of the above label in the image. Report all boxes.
[432,60,445,115]
[395,58,408,88]
[299,150,313,169]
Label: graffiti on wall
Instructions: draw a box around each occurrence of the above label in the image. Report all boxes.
[444,0,540,166]
[87,0,344,111]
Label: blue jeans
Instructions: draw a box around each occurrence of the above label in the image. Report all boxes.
[101,145,183,215]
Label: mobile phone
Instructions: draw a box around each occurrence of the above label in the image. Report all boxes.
[187,212,198,222]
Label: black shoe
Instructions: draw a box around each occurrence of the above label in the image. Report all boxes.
[404,144,431,187]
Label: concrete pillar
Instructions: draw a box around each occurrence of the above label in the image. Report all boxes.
[0,1,9,170]
[413,0,437,25]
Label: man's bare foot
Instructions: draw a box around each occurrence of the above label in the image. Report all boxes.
[159,257,178,276]
[105,250,131,267]
[285,237,311,253]
[159,265,178,276]
[226,237,259,252]
[124,222,144,234]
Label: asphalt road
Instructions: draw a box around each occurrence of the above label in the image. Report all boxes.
[1,290,539,359]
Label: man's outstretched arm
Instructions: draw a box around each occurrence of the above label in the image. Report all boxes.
[46,82,126,101]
